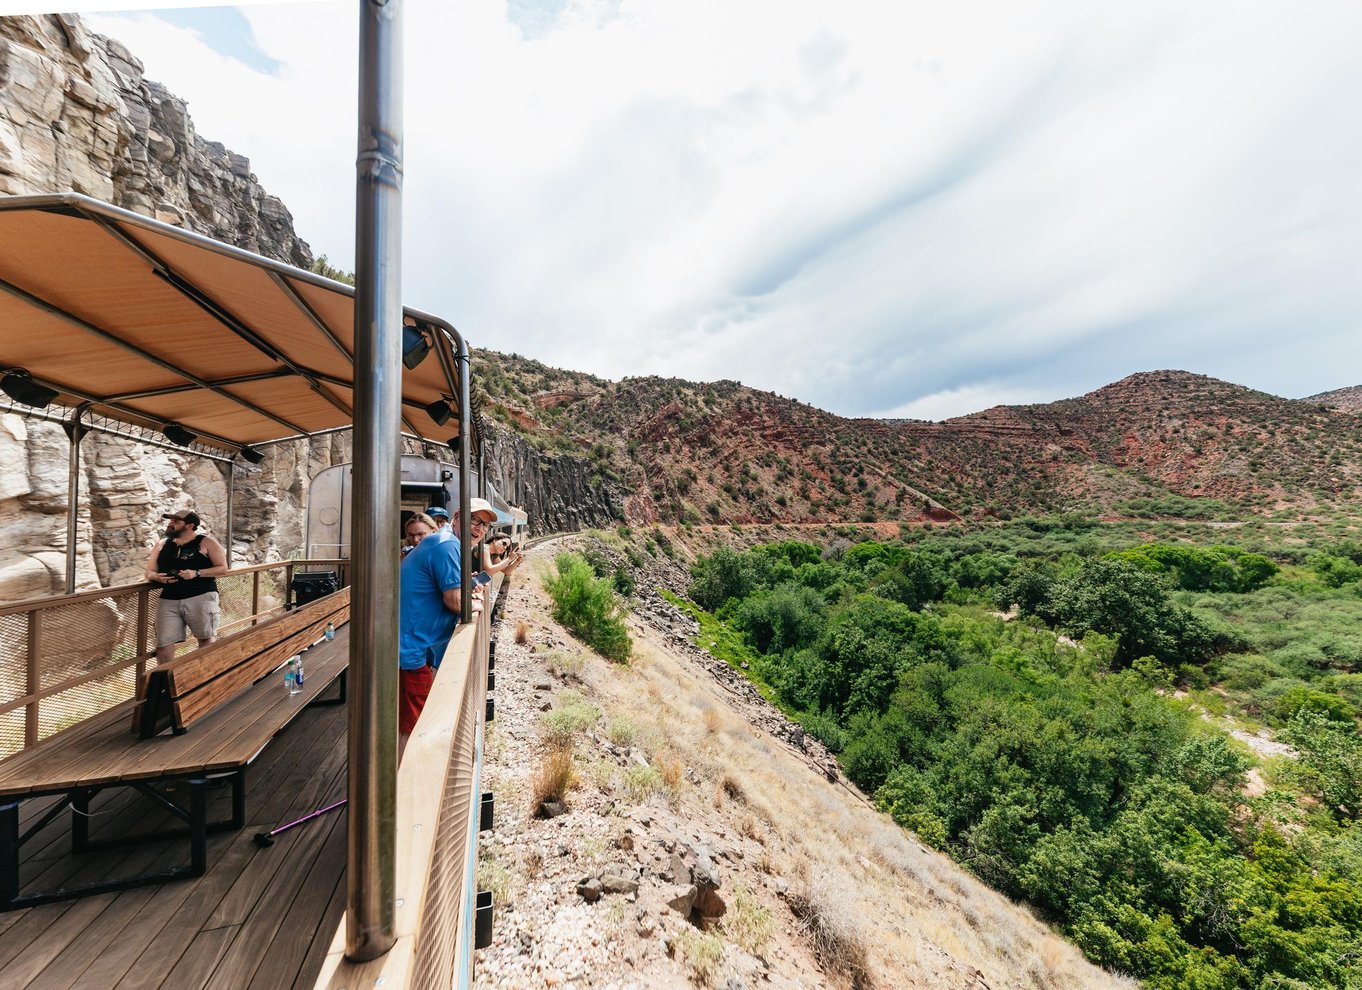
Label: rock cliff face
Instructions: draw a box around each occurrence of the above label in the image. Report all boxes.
[0,14,330,601]
[0,15,311,262]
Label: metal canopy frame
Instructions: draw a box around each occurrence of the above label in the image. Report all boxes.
[0,191,475,593]
[0,192,468,454]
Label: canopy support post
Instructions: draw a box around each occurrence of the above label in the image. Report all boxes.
[63,407,86,594]
[224,461,235,568]
[346,0,403,963]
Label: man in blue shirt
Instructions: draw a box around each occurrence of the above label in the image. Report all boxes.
[398,497,495,747]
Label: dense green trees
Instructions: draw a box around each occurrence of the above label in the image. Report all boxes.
[677,526,1362,989]
[1109,543,1278,592]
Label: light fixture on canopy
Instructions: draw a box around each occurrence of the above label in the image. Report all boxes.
[1,368,58,408]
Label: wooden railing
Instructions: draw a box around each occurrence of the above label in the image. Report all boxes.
[315,574,496,988]
[0,559,348,761]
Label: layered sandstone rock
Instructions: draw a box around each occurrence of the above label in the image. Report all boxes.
[0,14,311,263]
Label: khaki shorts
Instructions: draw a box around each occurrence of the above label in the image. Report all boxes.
[156,592,221,648]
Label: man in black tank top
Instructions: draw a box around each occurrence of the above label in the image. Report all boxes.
[144,510,228,662]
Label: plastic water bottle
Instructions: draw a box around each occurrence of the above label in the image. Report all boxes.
[295,655,305,687]
[286,658,302,695]
[325,622,335,642]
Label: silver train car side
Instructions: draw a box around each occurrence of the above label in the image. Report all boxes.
[305,454,529,559]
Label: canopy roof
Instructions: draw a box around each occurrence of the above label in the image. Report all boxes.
[0,193,470,457]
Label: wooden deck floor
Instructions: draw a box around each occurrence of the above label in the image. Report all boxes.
[1,699,348,990]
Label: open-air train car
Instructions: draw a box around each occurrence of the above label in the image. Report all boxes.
[0,191,497,988]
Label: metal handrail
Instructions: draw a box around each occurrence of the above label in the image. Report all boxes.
[315,574,496,987]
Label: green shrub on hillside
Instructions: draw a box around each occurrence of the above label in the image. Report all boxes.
[544,552,632,662]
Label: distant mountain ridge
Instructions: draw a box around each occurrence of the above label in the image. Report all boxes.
[1304,384,1362,413]
[477,359,1362,522]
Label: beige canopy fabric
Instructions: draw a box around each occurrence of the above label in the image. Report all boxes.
[0,193,469,454]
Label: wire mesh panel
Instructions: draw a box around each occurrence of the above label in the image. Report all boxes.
[412,604,489,988]
[0,561,345,761]
[36,595,137,692]
[217,571,263,637]
[0,612,28,717]
[0,709,22,758]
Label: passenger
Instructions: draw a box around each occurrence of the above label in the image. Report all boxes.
[482,534,523,578]
[425,504,451,531]
[398,496,497,751]
[144,510,228,663]
[402,512,437,557]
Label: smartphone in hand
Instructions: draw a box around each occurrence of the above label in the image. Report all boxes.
[472,571,492,587]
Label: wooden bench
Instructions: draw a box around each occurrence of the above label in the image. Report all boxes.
[136,588,350,737]
[0,590,351,911]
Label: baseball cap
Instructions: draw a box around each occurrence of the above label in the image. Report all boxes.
[425,505,451,520]
[162,510,201,528]
[469,497,498,523]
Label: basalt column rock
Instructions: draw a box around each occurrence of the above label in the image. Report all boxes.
[480,421,624,534]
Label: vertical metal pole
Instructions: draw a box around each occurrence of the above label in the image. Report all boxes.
[63,409,85,593]
[347,0,402,963]
[457,336,471,624]
[25,612,42,748]
[224,461,235,568]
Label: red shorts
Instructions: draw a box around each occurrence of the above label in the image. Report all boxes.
[399,665,435,735]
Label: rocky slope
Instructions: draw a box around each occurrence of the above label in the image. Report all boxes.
[477,540,1130,989]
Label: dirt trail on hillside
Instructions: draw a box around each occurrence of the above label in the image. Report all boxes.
[472,540,1131,990]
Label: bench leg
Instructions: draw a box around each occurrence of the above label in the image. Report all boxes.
[306,669,347,708]
[231,769,246,829]
[71,788,91,853]
[1,802,18,910]
[189,778,207,876]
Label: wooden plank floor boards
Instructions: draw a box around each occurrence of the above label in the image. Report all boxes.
[0,700,349,990]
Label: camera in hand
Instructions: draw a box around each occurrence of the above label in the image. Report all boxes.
[160,570,181,582]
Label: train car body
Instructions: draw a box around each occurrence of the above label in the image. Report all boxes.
[305,454,528,558]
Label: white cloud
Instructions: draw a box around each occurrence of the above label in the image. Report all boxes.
[80,0,1362,418]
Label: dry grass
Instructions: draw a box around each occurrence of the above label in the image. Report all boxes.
[545,648,585,680]
[583,756,617,793]
[530,745,575,817]
[537,692,599,746]
[606,715,638,747]
[656,750,685,792]
[724,884,774,954]
[788,869,874,989]
[718,772,745,803]
[737,810,765,843]
[478,849,515,907]
[702,706,722,734]
[623,764,664,802]
[514,619,529,644]
[676,929,724,985]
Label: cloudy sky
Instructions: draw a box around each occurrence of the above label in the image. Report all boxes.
[33,1,1362,418]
